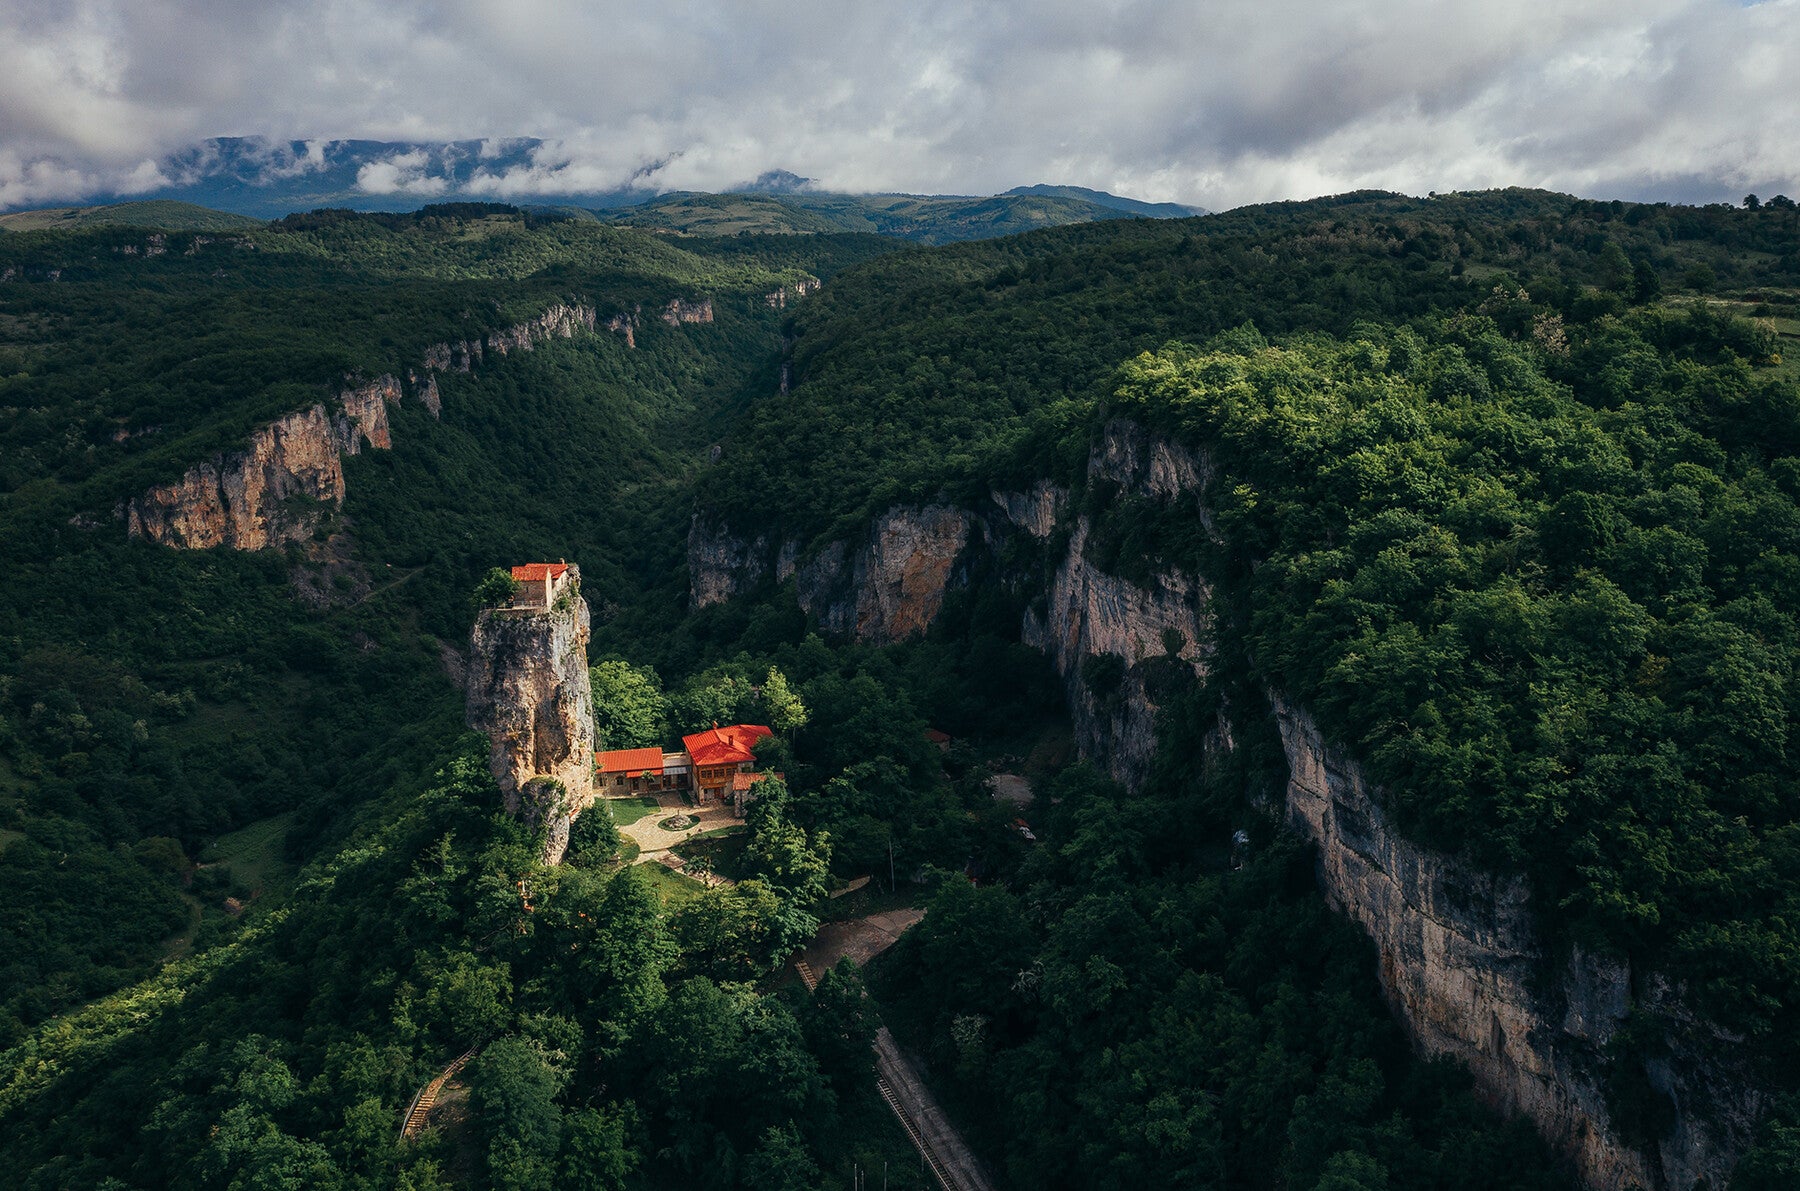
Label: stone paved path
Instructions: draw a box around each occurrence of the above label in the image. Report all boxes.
[605,792,739,860]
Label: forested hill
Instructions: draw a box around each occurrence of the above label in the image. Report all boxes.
[0,206,893,1040]
[1,190,1798,1188]
[696,187,1800,548]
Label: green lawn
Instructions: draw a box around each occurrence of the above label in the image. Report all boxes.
[635,860,706,906]
[198,811,297,900]
[0,828,22,855]
[602,796,663,827]
[818,882,926,923]
[673,830,750,881]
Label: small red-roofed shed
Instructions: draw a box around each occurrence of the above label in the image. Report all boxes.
[509,561,572,609]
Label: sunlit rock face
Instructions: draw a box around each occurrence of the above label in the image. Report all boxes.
[128,304,612,552]
[466,568,595,865]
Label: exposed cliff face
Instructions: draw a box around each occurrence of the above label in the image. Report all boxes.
[125,380,399,550]
[1273,694,1755,1190]
[688,516,776,608]
[990,479,1064,539]
[126,387,392,553]
[482,302,597,355]
[661,298,714,325]
[1022,518,1208,787]
[763,277,821,309]
[465,569,595,864]
[604,311,638,348]
[130,303,610,552]
[688,412,1757,1186]
[795,505,976,643]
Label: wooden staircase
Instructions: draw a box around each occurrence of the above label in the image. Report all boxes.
[398,1046,478,1141]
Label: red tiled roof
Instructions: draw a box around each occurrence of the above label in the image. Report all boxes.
[925,729,952,744]
[511,562,569,582]
[682,723,773,767]
[596,747,664,776]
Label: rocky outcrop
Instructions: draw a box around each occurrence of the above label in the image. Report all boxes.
[1273,694,1756,1190]
[661,298,714,326]
[605,311,639,348]
[764,277,821,309]
[1022,518,1208,787]
[795,505,976,643]
[991,480,1064,539]
[688,516,776,608]
[125,378,400,550]
[465,567,595,864]
[685,412,1761,1185]
[333,376,400,451]
[483,303,596,355]
[131,303,610,552]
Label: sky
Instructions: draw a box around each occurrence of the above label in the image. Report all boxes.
[1,0,1797,212]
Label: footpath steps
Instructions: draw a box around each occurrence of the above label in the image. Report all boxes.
[399,1047,478,1141]
[872,1026,996,1191]
[794,950,993,1191]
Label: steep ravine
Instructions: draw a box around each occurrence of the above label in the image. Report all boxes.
[688,418,1757,1189]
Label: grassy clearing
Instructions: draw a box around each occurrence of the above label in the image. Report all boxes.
[636,860,705,907]
[0,828,22,854]
[199,811,297,899]
[602,795,663,827]
[683,824,747,842]
[673,831,750,881]
[818,881,926,924]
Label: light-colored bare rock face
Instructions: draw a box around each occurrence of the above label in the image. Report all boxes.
[483,303,597,355]
[465,568,595,864]
[128,303,615,553]
[128,402,354,550]
[1272,694,1756,1190]
[688,516,773,608]
[1088,416,1211,497]
[661,298,714,326]
[1022,517,1208,787]
[796,505,975,643]
[126,375,401,550]
[763,277,821,309]
[662,414,1766,1187]
[991,479,1065,539]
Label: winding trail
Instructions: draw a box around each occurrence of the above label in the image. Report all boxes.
[796,911,997,1191]
[399,1047,477,1141]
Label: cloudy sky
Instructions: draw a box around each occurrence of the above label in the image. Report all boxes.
[2,0,1796,211]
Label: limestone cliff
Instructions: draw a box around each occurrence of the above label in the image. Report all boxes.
[130,303,604,552]
[1274,693,1756,1190]
[990,479,1064,540]
[465,568,595,864]
[661,298,714,326]
[125,377,400,550]
[795,505,976,643]
[763,277,821,309]
[688,516,777,608]
[1022,518,1208,787]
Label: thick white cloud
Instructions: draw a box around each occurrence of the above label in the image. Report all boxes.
[0,0,1795,211]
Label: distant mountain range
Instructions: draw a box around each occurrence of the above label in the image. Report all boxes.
[0,137,1204,242]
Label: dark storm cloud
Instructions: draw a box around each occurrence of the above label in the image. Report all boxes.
[1,0,1795,211]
